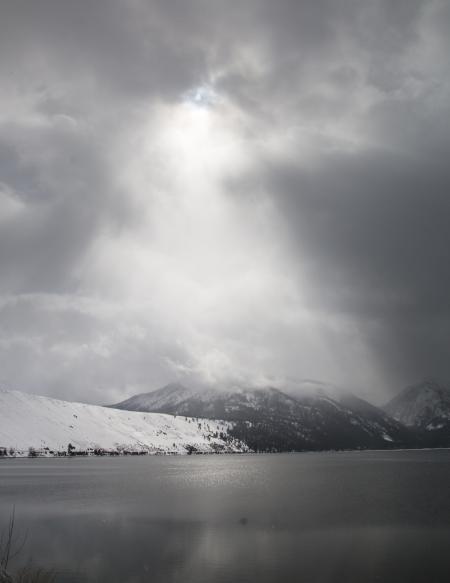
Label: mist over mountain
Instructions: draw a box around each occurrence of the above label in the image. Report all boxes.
[111,381,413,452]
[3,378,450,455]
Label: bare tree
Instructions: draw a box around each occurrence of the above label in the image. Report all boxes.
[0,507,26,581]
[0,510,54,583]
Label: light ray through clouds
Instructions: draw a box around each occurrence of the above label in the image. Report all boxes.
[1,0,450,403]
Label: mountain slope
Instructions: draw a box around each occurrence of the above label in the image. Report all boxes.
[283,380,410,441]
[111,383,413,452]
[384,379,450,428]
[0,390,248,455]
[112,382,197,412]
[384,379,450,446]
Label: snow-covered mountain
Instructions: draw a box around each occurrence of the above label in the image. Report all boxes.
[111,382,413,451]
[285,380,411,440]
[4,379,449,456]
[112,382,199,412]
[384,379,450,430]
[0,389,248,455]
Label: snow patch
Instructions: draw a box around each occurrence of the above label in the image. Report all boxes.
[0,389,249,456]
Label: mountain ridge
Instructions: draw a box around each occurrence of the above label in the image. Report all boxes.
[110,382,414,452]
[383,378,450,446]
[384,378,450,427]
[4,378,450,457]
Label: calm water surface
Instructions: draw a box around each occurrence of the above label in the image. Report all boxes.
[1,450,450,582]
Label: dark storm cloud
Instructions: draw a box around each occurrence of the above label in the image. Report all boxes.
[0,0,213,294]
[1,0,449,402]
[261,148,450,389]
[0,121,114,293]
[209,0,450,397]
[0,0,208,101]
[0,0,218,400]
[232,0,450,394]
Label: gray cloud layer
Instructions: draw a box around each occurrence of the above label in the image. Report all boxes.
[1,0,449,403]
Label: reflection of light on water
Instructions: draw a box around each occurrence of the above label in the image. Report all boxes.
[3,452,450,582]
[159,455,267,489]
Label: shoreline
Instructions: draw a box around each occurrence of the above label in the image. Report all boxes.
[2,446,450,461]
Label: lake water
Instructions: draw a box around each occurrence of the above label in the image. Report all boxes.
[1,450,450,582]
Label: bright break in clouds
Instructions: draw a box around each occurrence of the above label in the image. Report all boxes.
[1,0,450,404]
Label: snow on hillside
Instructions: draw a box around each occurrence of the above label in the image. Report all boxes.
[384,379,450,429]
[112,382,197,412]
[0,390,248,455]
[111,382,413,450]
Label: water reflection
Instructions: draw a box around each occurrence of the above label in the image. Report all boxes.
[1,451,450,582]
[10,517,450,583]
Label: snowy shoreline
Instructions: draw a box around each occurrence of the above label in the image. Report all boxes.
[0,389,250,457]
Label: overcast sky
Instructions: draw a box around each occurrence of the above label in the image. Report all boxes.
[1,0,449,404]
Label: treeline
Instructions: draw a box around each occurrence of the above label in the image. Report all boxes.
[0,444,156,458]
[0,442,245,458]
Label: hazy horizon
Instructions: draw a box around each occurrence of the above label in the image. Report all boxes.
[3,374,449,410]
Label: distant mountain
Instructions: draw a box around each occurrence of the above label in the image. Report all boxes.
[112,382,198,413]
[384,379,450,427]
[0,389,248,455]
[289,381,413,440]
[111,382,413,452]
[384,379,450,446]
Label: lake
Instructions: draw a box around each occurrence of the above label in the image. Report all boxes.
[1,450,450,582]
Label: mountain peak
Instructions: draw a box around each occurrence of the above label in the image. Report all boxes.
[415,377,448,390]
[110,382,198,412]
[159,382,190,394]
[384,379,450,429]
[111,381,412,451]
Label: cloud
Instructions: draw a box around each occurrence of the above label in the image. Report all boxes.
[0,0,449,403]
